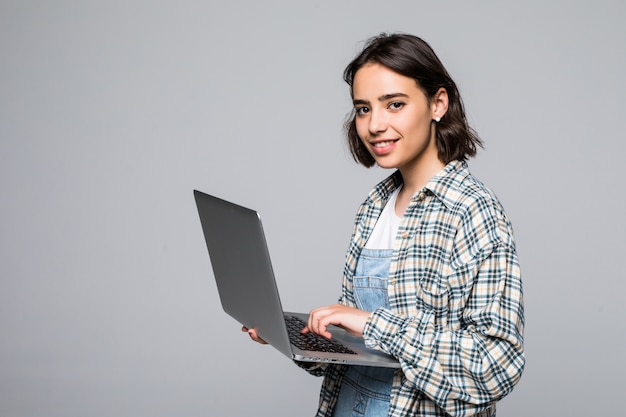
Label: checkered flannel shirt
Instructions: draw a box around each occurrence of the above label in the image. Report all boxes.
[307,160,524,417]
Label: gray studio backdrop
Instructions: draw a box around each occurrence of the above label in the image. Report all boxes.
[1,1,624,416]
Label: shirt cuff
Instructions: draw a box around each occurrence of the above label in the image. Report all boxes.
[363,307,434,361]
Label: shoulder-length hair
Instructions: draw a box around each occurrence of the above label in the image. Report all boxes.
[343,33,483,167]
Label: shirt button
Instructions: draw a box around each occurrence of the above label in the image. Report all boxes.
[418,192,426,200]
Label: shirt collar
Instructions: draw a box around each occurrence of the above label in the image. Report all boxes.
[424,159,469,210]
[367,160,470,210]
[366,170,403,208]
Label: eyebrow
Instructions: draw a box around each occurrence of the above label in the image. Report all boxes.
[352,92,409,106]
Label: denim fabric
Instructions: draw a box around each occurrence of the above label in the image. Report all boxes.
[352,249,393,313]
[332,249,395,417]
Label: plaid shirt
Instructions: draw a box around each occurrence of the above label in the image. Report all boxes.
[308,160,524,417]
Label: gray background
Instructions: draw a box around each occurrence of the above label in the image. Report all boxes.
[1,1,624,416]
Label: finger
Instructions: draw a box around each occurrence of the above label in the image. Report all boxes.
[310,314,333,339]
[309,312,324,336]
[318,319,333,339]
[308,306,330,335]
[243,326,268,344]
[247,328,257,339]
[307,310,318,334]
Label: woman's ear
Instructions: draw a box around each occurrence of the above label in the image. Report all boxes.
[431,87,449,121]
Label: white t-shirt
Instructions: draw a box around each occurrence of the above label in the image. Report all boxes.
[365,187,402,250]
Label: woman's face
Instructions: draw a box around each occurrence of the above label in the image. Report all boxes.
[352,63,442,174]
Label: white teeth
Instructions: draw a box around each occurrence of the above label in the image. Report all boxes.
[373,141,394,148]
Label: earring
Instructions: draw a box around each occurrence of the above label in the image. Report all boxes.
[434,116,441,123]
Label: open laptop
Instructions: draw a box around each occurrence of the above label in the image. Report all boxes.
[194,190,399,368]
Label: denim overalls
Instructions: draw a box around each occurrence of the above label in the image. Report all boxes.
[331,248,396,417]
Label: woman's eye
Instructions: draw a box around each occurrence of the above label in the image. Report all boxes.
[388,101,404,110]
[355,107,370,116]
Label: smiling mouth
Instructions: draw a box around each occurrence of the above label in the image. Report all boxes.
[372,140,397,148]
[368,139,398,155]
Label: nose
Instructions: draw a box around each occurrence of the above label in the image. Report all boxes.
[368,108,387,135]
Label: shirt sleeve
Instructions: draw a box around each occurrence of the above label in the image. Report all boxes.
[293,360,328,377]
[363,199,525,416]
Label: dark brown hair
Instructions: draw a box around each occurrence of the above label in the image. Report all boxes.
[343,33,483,167]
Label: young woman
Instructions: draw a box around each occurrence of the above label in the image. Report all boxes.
[245,33,524,417]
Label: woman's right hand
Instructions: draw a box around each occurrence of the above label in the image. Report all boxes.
[242,326,268,344]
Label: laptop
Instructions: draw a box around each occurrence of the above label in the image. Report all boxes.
[194,190,399,368]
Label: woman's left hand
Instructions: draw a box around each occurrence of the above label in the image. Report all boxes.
[303,304,371,339]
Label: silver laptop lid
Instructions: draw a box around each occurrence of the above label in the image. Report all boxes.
[194,190,293,358]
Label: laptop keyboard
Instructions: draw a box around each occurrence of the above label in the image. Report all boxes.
[284,315,356,355]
